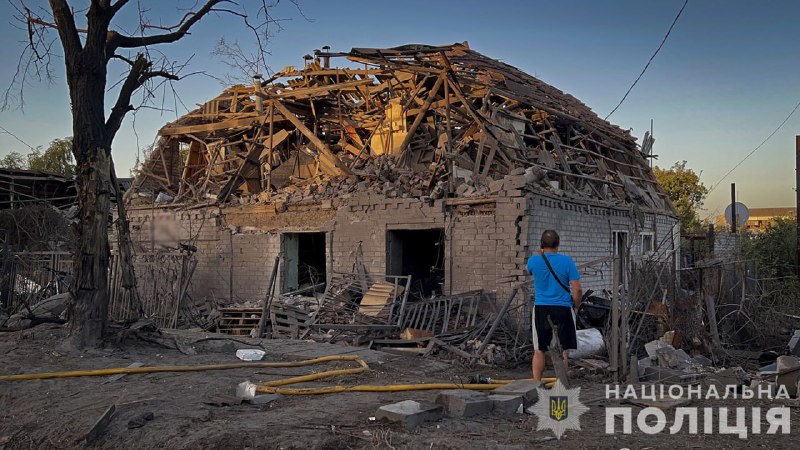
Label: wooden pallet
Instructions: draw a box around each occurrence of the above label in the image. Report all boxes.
[270,303,315,339]
[218,307,262,335]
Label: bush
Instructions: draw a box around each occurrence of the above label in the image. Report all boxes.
[0,205,74,251]
[742,217,797,278]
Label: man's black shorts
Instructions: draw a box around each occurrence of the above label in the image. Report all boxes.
[532,305,577,351]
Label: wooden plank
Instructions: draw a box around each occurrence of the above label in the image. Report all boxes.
[219,129,288,200]
[480,136,498,176]
[550,134,572,174]
[159,116,280,136]
[610,257,621,381]
[270,78,375,99]
[359,282,402,317]
[85,405,116,444]
[270,99,352,176]
[397,73,446,157]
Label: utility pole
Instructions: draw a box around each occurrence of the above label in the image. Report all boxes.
[796,136,800,280]
[650,119,654,169]
[730,183,737,234]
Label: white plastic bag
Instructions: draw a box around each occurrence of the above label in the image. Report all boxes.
[568,328,606,359]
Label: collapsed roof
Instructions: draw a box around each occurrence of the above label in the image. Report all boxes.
[132,42,674,212]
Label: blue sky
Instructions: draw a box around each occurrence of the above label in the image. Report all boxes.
[1,0,798,218]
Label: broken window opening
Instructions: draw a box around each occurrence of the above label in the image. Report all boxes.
[613,230,629,286]
[386,228,445,299]
[640,232,654,255]
[281,232,327,294]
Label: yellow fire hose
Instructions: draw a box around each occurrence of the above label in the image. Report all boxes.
[0,354,557,393]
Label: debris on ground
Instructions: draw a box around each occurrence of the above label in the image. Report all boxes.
[85,404,116,444]
[435,389,493,418]
[375,400,444,430]
[126,412,155,429]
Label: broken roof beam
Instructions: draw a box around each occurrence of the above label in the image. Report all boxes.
[218,129,290,200]
[398,72,446,158]
[269,99,352,177]
[159,115,286,136]
[268,78,376,99]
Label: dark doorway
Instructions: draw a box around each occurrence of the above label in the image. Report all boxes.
[386,228,445,298]
[282,232,326,293]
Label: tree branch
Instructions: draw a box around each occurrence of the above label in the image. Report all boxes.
[107,0,226,50]
[105,54,179,142]
[47,0,82,55]
[85,0,115,56]
[110,0,130,15]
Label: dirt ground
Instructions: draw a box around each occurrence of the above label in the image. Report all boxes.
[1,324,798,449]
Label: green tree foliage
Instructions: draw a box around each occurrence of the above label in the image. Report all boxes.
[743,217,797,278]
[654,161,708,233]
[0,138,75,175]
[27,138,75,175]
[741,217,799,345]
[0,151,27,169]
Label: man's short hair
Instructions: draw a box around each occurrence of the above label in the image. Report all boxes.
[541,230,560,249]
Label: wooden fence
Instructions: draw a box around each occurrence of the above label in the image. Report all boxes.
[1,250,196,329]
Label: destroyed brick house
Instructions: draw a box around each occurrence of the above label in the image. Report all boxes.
[125,43,679,334]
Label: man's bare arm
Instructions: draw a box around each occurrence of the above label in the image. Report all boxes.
[570,279,582,310]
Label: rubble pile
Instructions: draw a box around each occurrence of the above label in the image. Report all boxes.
[636,330,800,399]
[131,43,673,213]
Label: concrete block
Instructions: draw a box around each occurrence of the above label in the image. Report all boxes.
[788,330,800,357]
[487,394,523,415]
[703,367,747,394]
[645,340,672,358]
[491,380,541,406]
[749,380,778,397]
[503,175,527,190]
[489,179,504,194]
[656,347,691,369]
[777,355,800,372]
[776,356,800,397]
[375,400,443,429]
[435,389,493,417]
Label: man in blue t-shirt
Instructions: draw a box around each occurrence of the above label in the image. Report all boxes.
[526,229,582,381]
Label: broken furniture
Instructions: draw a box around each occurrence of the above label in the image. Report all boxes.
[218,307,262,335]
[311,272,411,332]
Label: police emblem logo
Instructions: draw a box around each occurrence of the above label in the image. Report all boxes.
[549,396,568,421]
[531,380,589,439]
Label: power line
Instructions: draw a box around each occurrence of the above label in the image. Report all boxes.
[605,0,689,120]
[706,97,800,196]
[0,124,37,152]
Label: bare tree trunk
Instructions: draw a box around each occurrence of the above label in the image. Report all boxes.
[69,148,112,348]
[37,0,261,347]
[65,38,113,348]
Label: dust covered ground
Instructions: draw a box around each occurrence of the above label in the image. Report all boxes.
[1,324,798,449]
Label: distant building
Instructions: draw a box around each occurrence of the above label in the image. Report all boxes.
[716,207,796,233]
[0,169,133,210]
[746,207,796,233]
[0,168,76,209]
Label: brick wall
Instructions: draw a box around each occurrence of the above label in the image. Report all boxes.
[525,192,679,294]
[123,189,677,313]
[331,194,487,294]
[714,232,741,260]
[125,206,283,305]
